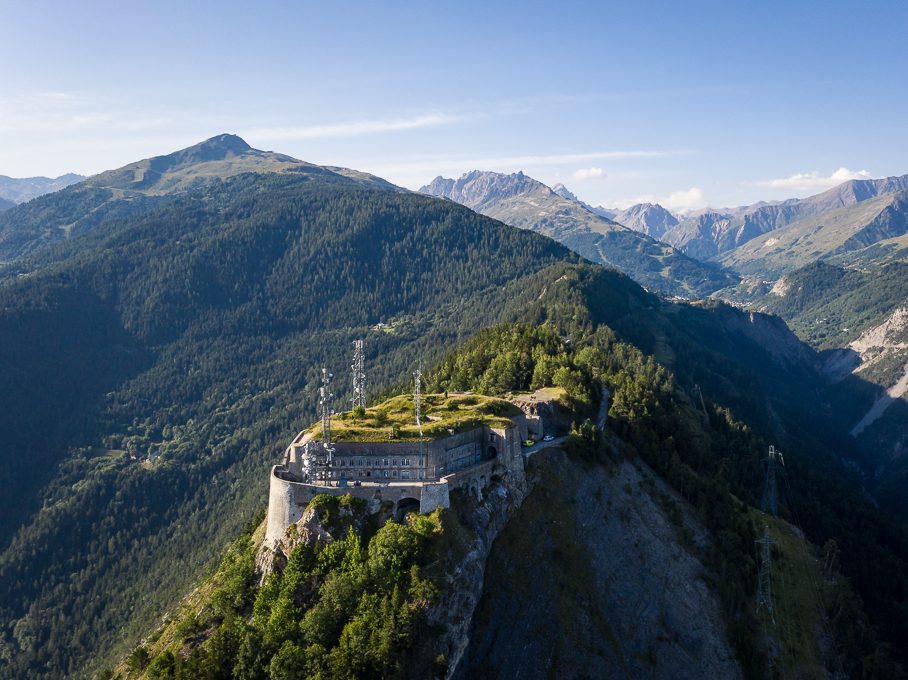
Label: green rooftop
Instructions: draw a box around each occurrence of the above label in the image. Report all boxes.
[306,392,522,443]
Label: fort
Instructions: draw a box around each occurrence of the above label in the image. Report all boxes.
[263,368,537,550]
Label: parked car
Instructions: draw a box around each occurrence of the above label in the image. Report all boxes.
[543,434,554,442]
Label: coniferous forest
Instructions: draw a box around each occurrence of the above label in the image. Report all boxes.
[0,170,906,678]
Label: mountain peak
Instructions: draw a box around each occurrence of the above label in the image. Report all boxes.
[83,134,304,194]
[192,133,252,158]
[419,170,547,210]
[552,183,579,202]
[614,203,678,239]
[153,133,253,170]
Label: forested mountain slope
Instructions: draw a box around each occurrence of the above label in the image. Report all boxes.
[116,322,904,680]
[0,172,583,678]
[0,142,906,677]
[420,170,736,298]
[0,134,398,265]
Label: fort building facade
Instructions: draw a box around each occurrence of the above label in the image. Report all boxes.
[264,393,529,550]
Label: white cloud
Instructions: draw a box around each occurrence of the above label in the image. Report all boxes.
[664,186,706,211]
[600,186,707,212]
[573,166,603,180]
[752,167,872,191]
[244,113,466,141]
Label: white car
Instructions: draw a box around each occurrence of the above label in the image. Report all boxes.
[543,434,554,442]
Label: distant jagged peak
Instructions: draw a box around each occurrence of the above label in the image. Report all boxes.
[552,183,579,202]
[613,202,679,239]
[420,170,551,210]
[550,183,613,217]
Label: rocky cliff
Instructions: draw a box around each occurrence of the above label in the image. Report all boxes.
[455,448,742,680]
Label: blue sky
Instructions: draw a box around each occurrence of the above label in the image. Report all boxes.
[1,0,906,209]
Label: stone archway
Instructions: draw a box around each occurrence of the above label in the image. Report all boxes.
[395,497,420,522]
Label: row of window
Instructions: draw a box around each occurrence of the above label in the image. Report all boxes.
[332,457,417,468]
[334,469,425,480]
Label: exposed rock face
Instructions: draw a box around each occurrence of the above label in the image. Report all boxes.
[458,449,742,680]
[551,183,579,202]
[614,202,679,239]
[663,211,732,260]
[663,172,908,259]
[420,171,550,215]
[420,171,737,298]
[256,499,372,577]
[428,480,526,678]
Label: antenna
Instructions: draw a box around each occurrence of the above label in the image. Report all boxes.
[351,340,366,409]
[414,365,423,438]
[319,368,334,480]
[755,525,776,624]
[414,363,425,475]
[761,445,785,516]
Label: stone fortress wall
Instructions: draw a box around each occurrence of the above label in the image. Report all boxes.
[263,414,529,549]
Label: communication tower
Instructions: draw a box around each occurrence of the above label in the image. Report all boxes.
[351,340,366,409]
[319,368,335,481]
[414,365,425,474]
[414,365,423,438]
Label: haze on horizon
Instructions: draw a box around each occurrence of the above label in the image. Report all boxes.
[1,0,907,210]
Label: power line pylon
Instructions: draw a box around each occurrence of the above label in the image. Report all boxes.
[756,525,776,624]
[351,340,366,409]
[761,445,785,516]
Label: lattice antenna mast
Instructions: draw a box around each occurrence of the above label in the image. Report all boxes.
[755,525,776,624]
[351,340,366,409]
[761,445,785,516]
[414,365,423,438]
[319,368,335,476]
[414,364,426,471]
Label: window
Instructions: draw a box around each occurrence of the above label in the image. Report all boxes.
[393,459,399,467]
[404,458,410,466]
[402,470,410,479]
[393,470,398,478]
